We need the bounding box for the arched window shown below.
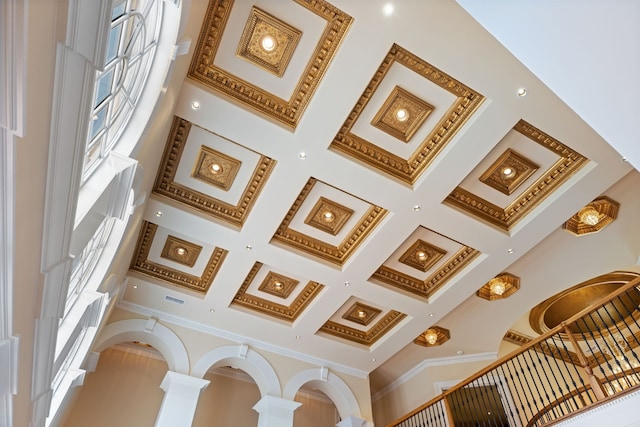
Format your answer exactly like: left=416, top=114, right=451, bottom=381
left=84, top=0, right=162, bottom=179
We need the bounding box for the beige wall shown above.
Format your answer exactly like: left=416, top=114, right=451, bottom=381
left=60, top=347, right=167, bottom=427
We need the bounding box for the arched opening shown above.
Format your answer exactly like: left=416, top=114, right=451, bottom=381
left=293, top=383, right=341, bottom=427
left=59, top=342, right=168, bottom=427
left=192, top=366, right=260, bottom=427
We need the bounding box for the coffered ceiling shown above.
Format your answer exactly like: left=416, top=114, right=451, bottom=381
left=119, top=0, right=636, bottom=380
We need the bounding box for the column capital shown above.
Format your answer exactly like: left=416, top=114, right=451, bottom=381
left=253, top=395, right=301, bottom=427
left=159, top=370, right=209, bottom=393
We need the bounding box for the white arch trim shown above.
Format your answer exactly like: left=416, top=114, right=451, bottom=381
left=94, top=318, right=190, bottom=374
left=284, top=368, right=362, bottom=420
left=192, top=345, right=281, bottom=398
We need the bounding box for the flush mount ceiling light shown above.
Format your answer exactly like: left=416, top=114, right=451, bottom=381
left=501, top=166, right=516, bottom=179
left=209, top=163, right=223, bottom=174
left=563, top=196, right=620, bottom=236
left=260, top=34, right=277, bottom=52
left=395, top=108, right=409, bottom=122
left=414, top=326, right=450, bottom=347
left=477, top=273, right=520, bottom=301
left=175, top=247, right=187, bottom=256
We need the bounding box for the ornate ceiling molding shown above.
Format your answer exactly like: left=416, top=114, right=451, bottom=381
left=188, top=0, right=353, bottom=129
left=371, top=246, right=480, bottom=299
left=319, top=310, right=406, bottom=347
left=330, top=43, right=485, bottom=184
left=272, top=178, right=388, bottom=266
left=232, top=262, right=324, bottom=322
left=153, top=116, right=276, bottom=228
left=445, top=119, right=589, bottom=231
left=130, top=221, right=228, bottom=294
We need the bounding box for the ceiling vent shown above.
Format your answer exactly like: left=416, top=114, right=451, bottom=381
left=164, top=295, right=185, bottom=305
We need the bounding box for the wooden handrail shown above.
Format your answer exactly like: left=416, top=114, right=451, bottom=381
left=387, top=274, right=640, bottom=427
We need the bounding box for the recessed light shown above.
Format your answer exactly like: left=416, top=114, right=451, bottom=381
left=428, top=312, right=435, bottom=317
left=382, top=3, right=394, bottom=16
left=413, top=205, right=421, bottom=212
left=395, top=108, right=409, bottom=122
left=260, top=35, right=277, bottom=52
left=371, top=358, right=376, bottom=362
left=155, top=211, right=163, bottom=217
left=501, top=167, right=515, bottom=178
left=622, top=156, right=628, bottom=162
left=295, top=335, right=301, bottom=339
left=507, top=248, right=514, bottom=254
left=322, top=211, right=335, bottom=222
left=298, top=152, right=306, bottom=160
left=457, top=350, right=464, bottom=355
left=191, top=101, right=201, bottom=110
left=245, top=244, right=252, bottom=251
left=344, top=281, right=350, bottom=287
left=133, top=284, right=138, bottom=289
left=209, top=163, right=222, bottom=174
left=175, top=247, right=187, bottom=256
left=209, top=308, right=215, bottom=313
left=516, top=88, right=528, bottom=97
left=416, top=251, right=427, bottom=261
left=357, top=310, right=367, bottom=319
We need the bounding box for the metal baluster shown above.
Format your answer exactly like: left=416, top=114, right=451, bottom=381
left=521, top=348, right=553, bottom=422
left=497, top=361, right=526, bottom=425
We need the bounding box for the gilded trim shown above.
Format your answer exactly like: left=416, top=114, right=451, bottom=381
left=130, top=221, right=228, bottom=294
left=330, top=43, right=485, bottom=184
left=319, top=310, right=406, bottom=346
left=371, top=246, right=480, bottom=299
left=272, top=178, right=388, bottom=266
left=445, top=119, right=589, bottom=231
left=153, top=116, right=276, bottom=228
left=188, top=0, right=353, bottom=129
left=232, top=262, right=324, bottom=322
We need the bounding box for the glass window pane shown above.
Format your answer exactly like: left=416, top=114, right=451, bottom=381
left=112, top=2, right=127, bottom=20
left=94, top=68, right=114, bottom=108
left=89, top=106, right=108, bottom=140
left=105, top=23, right=123, bottom=64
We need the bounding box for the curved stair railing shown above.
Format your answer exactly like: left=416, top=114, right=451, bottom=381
left=388, top=274, right=640, bottom=427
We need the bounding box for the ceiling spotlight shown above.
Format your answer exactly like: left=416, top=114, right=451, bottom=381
left=245, top=244, right=252, bottom=251
left=344, top=281, right=350, bottom=287
left=488, top=278, right=507, bottom=296
left=295, top=335, right=301, bottom=340
left=191, top=101, right=201, bottom=110
left=175, top=247, right=187, bottom=256
left=428, top=312, right=435, bottom=317
left=155, top=211, right=163, bottom=217
left=273, top=281, right=283, bottom=290
left=507, top=248, right=514, bottom=254
left=210, top=163, right=222, bottom=174
left=298, top=152, right=306, bottom=160
left=395, top=108, right=409, bottom=122
left=209, top=308, right=215, bottom=313
left=371, top=358, right=376, bottom=362
left=416, top=251, right=428, bottom=261
left=357, top=309, right=367, bottom=319
left=132, top=284, right=138, bottom=289
left=516, top=88, right=528, bottom=97
left=501, top=167, right=516, bottom=178
left=322, top=211, right=335, bottom=222
left=413, top=205, right=421, bottom=212
left=382, top=3, right=394, bottom=16
left=260, top=35, right=277, bottom=52
left=578, top=205, right=600, bottom=226
left=425, top=328, right=438, bottom=345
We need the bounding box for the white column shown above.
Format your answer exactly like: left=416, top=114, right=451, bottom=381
left=252, top=395, right=302, bottom=427
left=155, top=371, right=209, bottom=427
left=337, top=415, right=368, bottom=427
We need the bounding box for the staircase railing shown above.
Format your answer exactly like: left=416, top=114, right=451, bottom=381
left=388, top=275, right=640, bottom=427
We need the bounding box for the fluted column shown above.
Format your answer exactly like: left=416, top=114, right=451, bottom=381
left=253, top=395, right=302, bottom=427
left=155, top=371, right=209, bottom=427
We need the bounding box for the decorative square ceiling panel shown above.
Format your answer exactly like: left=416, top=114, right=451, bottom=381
left=231, top=262, right=324, bottom=323
left=445, top=120, right=588, bottom=231
left=272, top=178, right=388, bottom=266
left=153, top=116, right=276, bottom=228
left=130, top=221, right=228, bottom=294
left=318, top=297, right=406, bottom=347
left=371, top=86, right=434, bottom=143
left=237, top=7, right=302, bottom=77
left=188, top=0, right=353, bottom=128
left=370, top=227, right=480, bottom=299
left=330, top=43, right=485, bottom=184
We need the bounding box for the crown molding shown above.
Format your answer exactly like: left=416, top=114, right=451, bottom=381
left=116, top=300, right=369, bottom=379
left=371, top=352, right=497, bottom=402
